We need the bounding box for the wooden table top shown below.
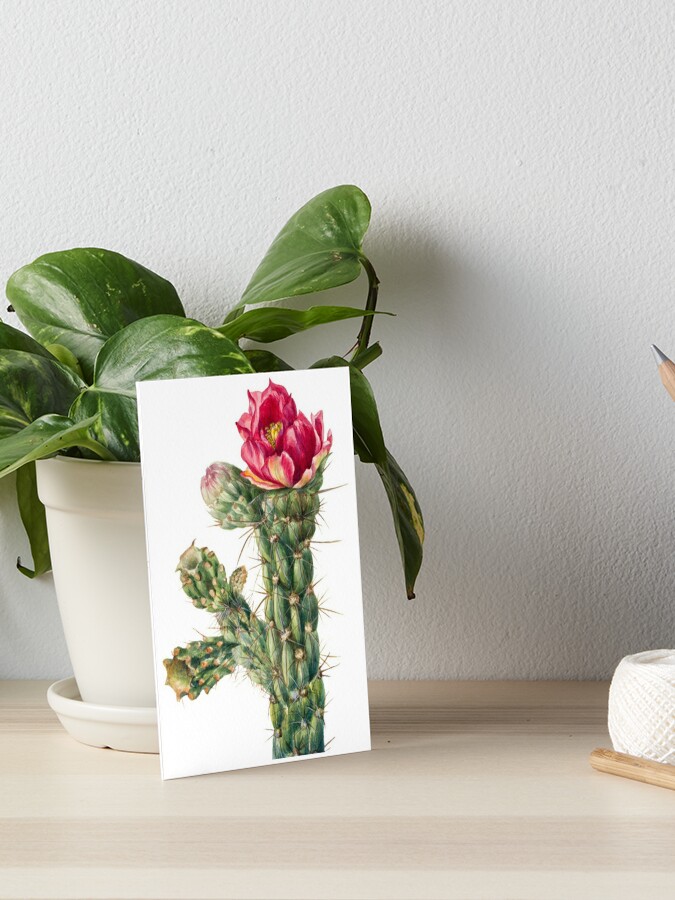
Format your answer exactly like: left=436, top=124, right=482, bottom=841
left=1, top=679, right=674, bottom=899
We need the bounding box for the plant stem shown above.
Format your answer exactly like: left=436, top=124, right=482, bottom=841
left=353, top=255, right=380, bottom=358
left=351, top=342, right=382, bottom=370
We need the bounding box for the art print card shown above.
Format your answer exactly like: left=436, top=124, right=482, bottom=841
left=137, top=368, right=371, bottom=779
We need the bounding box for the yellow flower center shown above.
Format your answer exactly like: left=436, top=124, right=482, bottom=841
left=264, top=421, right=283, bottom=449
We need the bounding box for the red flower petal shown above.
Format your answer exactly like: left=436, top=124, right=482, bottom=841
left=265, top=451, right=296, bottom=487
left=242, top=468, right=283, bottom=489
left=281, top=414, right=316, bottom=480
left=267, top=381, right=295, bottom=414
left=241, top=441, right=268, bottom=479
left=255, top=380, right=296, bottom=433
left=246, top=389, right=264, bottom=436
left=236, top=411, right=253, bottom=440
left=311, top=410, right=324, bottom=447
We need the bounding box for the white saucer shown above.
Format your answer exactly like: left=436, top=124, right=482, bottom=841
left=47, top=677, right=159, bottom=754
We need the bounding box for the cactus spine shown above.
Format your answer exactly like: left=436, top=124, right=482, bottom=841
left=164, top=460, right=328, bottom=759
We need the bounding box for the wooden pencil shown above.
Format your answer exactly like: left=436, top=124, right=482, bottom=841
left=590, top=747, right=675, bottom=791
left=651, top=344, right=675, bottom=401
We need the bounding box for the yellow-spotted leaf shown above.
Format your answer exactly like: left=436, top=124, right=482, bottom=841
left=0, top=350, right=85, bottom=438
left=70, top=315, right=254, bottom=460
left=7, top=248, right=184, bottom=380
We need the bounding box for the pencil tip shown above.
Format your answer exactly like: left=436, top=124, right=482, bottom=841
left=651, top=344, right=670, bottom=367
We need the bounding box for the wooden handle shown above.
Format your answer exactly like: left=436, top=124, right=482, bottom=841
left=590, top=747, right=675, bottom=790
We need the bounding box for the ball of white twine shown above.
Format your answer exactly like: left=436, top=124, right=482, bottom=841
left=608, top=649, right=675, bottom=765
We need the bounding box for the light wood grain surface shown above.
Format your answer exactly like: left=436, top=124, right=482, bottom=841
left=1, top=680, right=674, bottom=899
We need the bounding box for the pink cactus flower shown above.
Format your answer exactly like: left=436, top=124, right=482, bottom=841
left=236, top=380, right=332, bottom=490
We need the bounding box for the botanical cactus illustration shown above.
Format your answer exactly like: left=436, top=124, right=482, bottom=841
left=164, top=381, right=333, bottom=759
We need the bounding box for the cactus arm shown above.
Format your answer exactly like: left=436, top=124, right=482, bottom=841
left=171, top=542, right=274, bottom=700
left=164, top=637, right=236, bottom=701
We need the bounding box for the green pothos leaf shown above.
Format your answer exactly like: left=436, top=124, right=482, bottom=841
left=15, top=462, right=51, bottom=578
left=0, top=332, right=88, bottom=577
left=0, top=414, right=113, bottom=478
left=375, top=451, right=424, bottom=600
left=6, top=248, right=185, bottom=380
left=311, top=355, right=424, bottom=598
left=44, top=343, right=85, bottom=380
left=220, top=305, right=388, bottom=344
left=239, top=185, right=371, bottom=307
left=0, top=350, right=85, bottom=437
left=0, top=320, right=54, bottom=357
left=70, top=315, right=254, bottom=460
left=244, top=349, right=294, bottom=373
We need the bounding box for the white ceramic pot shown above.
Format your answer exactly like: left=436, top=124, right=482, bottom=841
left=36, top=458, right=155, bottom=708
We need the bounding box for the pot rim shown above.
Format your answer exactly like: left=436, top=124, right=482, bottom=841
left=36, top=454, right=143, bottom=513
left=37, top=455, right=140, bottom=467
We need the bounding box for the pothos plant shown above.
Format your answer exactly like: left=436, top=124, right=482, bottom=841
left=0, top=185, right=423, bottom=598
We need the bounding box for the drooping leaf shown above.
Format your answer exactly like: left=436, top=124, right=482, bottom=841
left=239, top=185, right=371, bottom=308
left=0, top=339, right=86, bottom=577
left=7, top=248, right=185, bottom=380
left=244, top=349, right=294, bottom=373
left=311, top=355, right=424, bottom=598
left=0, top=350, right=85, bottom=437
left=375, top=451, right=425, bottom=601
left=70, top=315, right=254, bottom=460
left=311, top=356, right=384, bottom=462
left=345, top=365, right=387, bottom=465
left=0, top=414, right=113, bottom=477
left=15, top=462, right=51, bottom=578
left=220, top=305, right=388, bottom=344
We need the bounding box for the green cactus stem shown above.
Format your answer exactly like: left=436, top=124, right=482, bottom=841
left=164, top=636, right=236, bottom=701
left=164, top=462, right=329, bottom=759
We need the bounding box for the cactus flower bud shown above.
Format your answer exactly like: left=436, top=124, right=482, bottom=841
left=200, top=461, right=262, bottom=529
left=201, top=462, right=240, bottom=506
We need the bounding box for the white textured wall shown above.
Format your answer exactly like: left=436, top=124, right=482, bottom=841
left=1, top=0, right=674, bottom=680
